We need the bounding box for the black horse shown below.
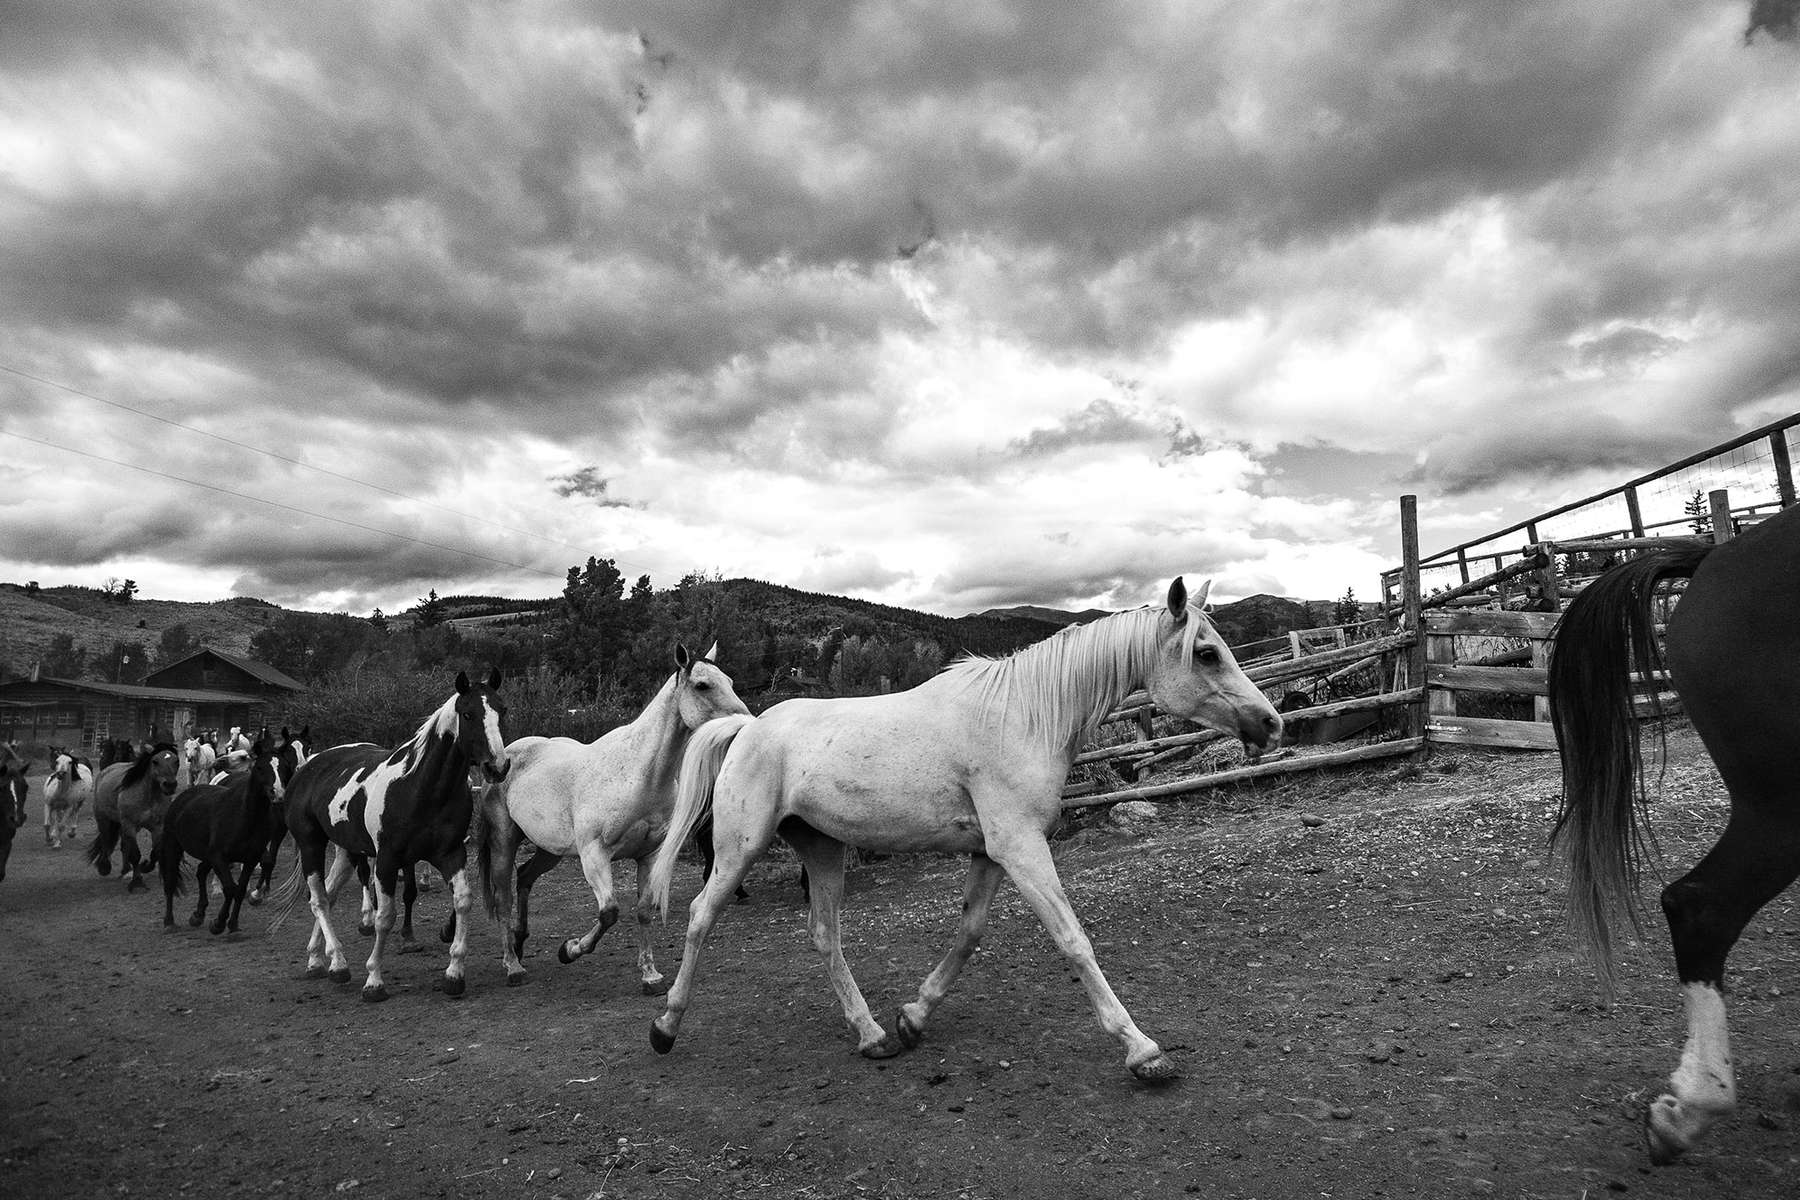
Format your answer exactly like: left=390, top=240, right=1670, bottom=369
left=158, top=731, right=298, bottom=935
left=1549, top=501, right=1800, bottom=1163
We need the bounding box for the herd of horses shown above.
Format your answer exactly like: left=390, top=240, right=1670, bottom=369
left=4, top=536, right=1799, bottom=1165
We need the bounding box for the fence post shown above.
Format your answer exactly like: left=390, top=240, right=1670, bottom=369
left=1625, top=485, right=1645, bottom=537
left=1401, top=495, right=1427, bottom=749
left=1708, top=489, right=1735, bottom=543
left=1772, top=433, right=1796, bottom=508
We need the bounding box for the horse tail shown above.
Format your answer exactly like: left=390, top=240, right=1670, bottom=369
left=158, top=827, right=188, bottom=898
left=263, top=851, right=308, bottom=934
left=87, top=813, right=120, bottom=876
left=648, top=714, right=754, bottom=918
left=1548, top=540, right=1713, bottom=997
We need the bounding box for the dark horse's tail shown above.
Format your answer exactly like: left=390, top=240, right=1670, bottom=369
left=86, top=812, right=121, bottom=876
left=1548, top=540, right=1714, bottom=997
left=157, top=825, right=189, bottom=898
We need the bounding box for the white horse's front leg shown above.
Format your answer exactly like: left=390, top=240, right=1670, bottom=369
left=897, top=852, right=1005, bottom=1048
left=992, top=831, right=1174, bottom=1083
left=1647, top=983, right=1737, bottom=1162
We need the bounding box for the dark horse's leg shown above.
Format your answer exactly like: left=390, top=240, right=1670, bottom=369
left=190, top=859, right=212, bottom=928
left=504, top=847, right=562, bottom=962
left=1641, top=529, right=1800, bottom=1163
left=248, top=816, right=286, bottom=905
left=397, top=863, right=425, bottom=954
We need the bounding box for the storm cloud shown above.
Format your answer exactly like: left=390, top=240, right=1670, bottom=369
left=1, top=2, right=1795, bottom=614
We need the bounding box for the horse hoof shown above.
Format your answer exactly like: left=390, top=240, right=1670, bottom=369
left=362, top=984, right=390, bottom=1003
left=358, top=922, right=375, bottom=936
left=1645, top=1096, right=1691, bottom=1165
left=557, top=940, right=579, bottom=965
left=506, top=971, right=528, bottom=988
left=187, top=914, right=204, bottom=928
left=1130, top=1053, right=1181, bottom=1085
left=861, top=1032, right=906, bottom=1060
left=305, top=964, right=328, bottom=980
left=650, top=1020, right=677, bottom=1055
left=327, top=967, right=353, bottom=984
left=247, top=893, right=263, bottom=907
left=896, top=1009, right=925, bottom=1050
left=210, top=923, right=227, bottom=937
left=641, top=976, right=671, bottom=997
left=441, top=975, right=466, bottom=999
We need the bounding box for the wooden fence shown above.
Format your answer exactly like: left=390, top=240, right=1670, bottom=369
left=1062, top=462, right=1790, bottom=809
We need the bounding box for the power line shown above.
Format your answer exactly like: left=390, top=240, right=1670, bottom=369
left=0, top=360, right=641, bottom=571
left=0, top=427, right=569, bottom=581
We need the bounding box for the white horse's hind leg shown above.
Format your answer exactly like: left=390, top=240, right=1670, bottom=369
left=632, top=855, right=667, bottom=995
left=788, top=827, right=898, bottom=1056
left=990, top=830, right=1175, bottom=1083
left=897, top=852, right=1005, bottom=1048
left=649, top=811, right=779, bottom=1055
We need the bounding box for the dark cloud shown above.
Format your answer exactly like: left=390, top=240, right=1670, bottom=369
left=550, top=467, right=634, bottom=507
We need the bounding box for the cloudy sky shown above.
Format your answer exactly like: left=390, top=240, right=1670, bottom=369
left=3, top=1, right=1798, bottom=618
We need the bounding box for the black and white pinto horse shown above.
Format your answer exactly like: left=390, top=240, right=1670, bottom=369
left=87, top=743, right=182, bottom=890
left=158, top=731, right=298, bottom=935
left=269, top=670, right=509, bottom=1002
left=1549, top=501, right=1800, bottom=1163
left=43, top=749, right=95, bottom=848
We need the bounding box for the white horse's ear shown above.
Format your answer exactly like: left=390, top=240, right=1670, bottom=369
left=1166, top=577, right=1188, bottom=618
left=674, top=643, right=693, bottom=673
left=705, top=640, right=719, bottom=661
left=1192, top=578, right=1213, bottom=610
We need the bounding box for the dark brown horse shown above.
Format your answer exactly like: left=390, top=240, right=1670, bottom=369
left=1549, top=502, right=1800, bottom=1163
left=87, top=743, right=182, bottom=890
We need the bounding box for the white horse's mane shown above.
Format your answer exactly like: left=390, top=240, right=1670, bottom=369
left=942, top=602, right=1208, bottom=755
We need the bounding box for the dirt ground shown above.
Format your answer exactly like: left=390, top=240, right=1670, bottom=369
left=3, top=723, right=1797, bottom=1200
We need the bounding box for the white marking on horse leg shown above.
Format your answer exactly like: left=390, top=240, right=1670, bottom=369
left=632, top=856, right=664, bottom=991
left=363, top=877, right=397, bottom=997
left=994, top=833, right=1168, bottom=1078
left=794, top=837, right=889, bottom=1052
left=445, top=866, right=472, bottom=989
left=304, top=873, right=346, bottom=976
left=1647, top=983, right=1737, bottom=1162
left=317, top=849, right=358, bottom=975
left=900, top=853, right=1005, bottom=1042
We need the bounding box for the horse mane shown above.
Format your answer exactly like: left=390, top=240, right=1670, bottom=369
left=386, top=691, right=462, bottom=771
left=119, top=742, right=178, bottom=789
left=942, top=604, right=1203, bottom=755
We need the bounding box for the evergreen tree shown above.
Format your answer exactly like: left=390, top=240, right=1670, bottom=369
left=414, top=589, right=448, bottom=628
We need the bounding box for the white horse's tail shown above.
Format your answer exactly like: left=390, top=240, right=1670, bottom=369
left=648, top=713, right=754, bottom=918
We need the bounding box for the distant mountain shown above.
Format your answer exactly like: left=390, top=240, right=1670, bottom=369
left=0, top=584, right=283, bottom=679
left=0, top=575, right=1338, bottom=686
left=974, top=604, right=1112, bottom=628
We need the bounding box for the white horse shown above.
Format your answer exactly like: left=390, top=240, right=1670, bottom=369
left=185, top=736, right=217, bottom=788
left=476, top=643, right=749, bottom=990
left=43, top=749, right=94, bottom=848
left=647, top=578, right=1282, bottom=1082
